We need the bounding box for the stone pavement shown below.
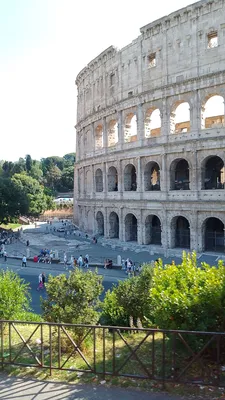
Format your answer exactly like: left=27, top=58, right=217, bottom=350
left=0, top=375, right=184, bottom=400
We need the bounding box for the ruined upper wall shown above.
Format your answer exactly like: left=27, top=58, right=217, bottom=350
left=76, top=0, right=225, bottom=124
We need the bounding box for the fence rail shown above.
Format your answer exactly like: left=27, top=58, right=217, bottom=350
left=0, top=320, right=225, bottom=387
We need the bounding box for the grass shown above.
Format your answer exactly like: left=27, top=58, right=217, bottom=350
left=1, top=322, right=225, bottom=399
left=0, top=223, right=22, bottom=231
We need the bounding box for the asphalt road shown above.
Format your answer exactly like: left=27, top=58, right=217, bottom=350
left=0, top=258, right=125, bottom=315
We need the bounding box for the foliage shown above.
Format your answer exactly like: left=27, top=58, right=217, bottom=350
left=42, top=268, right=103, bottom=325
left=0, top=177, right=28, bottom=223
left=12, top=173, right=48, bottom=217
left=101, top=265, right=154, bottom=327
left=0, top=270, right=31, bottom=319
left=150, top=252, right=225, bottom=332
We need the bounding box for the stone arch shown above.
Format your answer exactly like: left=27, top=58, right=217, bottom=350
left=124, top=164, right=137, bottom=191
left=145, top=108, right=161, bottom=138
left=96, top=211, right=104, bottom=235
left=170, top=101, right=190, bottom=134
left=201, top=156, right=225, bottom=189
left=145, top=215, right=162, bottom=245
left=201, top=94, right=225, bottom=129
left=125, top=213, right=138, bottom=242
left=95, top=125, right=103, bottom=149
left=124, top=113, right=137, bottom=143
left=109, top=211, right=119, bottom=238
left=170, top=158, right=190, bottom=190
left=203, top=217, right=224, bottom=252
left=95, top=168, right=103, bottom=192
left=144, top=161, right=160, bottom=191
left=171, top=216, right=190, bottom=249
left=108, top=120, right=118, bottom=147
left=85, top=170, right=92, bottom=193
left=108, top=166, right=118, bottom=192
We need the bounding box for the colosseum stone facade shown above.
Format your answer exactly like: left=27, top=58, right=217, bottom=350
left=74, top=0, right=225, bottom=255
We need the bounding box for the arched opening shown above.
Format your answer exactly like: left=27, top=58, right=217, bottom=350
left=124, top=164, right=137, bottom=191
left=95, top=125, right=103, bottom=149
left=204, top=217, right=224, bottom=252
left=170, top=102, right=190, bottom=134
left=170, top=159, right=190, bottom=190
left=108, top=120, right=118, bottom=147
left=145, top=215, right=161, bottom=245
left=144, top=162, right=160, bottom=191
left=96, top=211, right=104, bottom=235
left=145, top=108, right=161, bottom=138
left=95, top=168, right=103, bottom=192
left=109, top=212, right=119, bottom=239
left=125, top=213, right=137, bottom=242
left=171, top=216, right=190, bottom=249
left=108, top=166, right=118, bottom=192
left=201, top=95, right=224, bottom=129
left=124, top=113, right=137, bottom=143
left=202, top=156, right=224, bottom=189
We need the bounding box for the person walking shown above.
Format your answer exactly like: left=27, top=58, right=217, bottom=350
left=77, top=255, right=83, bottom=268
left=37, top=273, right=44, bottom=291
left=84, top=254, right=89, bottom=268
left=22, top=255, right=27, bottom=267
left=42, top=272, right=46, bottom=286
left=3, top=250, right=7, bottom=262
left=63, top=252, right=67, bottom=266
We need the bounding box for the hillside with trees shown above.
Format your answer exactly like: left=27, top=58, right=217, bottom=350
left=0, top=153, right=75, bottom=223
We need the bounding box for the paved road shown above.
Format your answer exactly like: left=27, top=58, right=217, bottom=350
left=0, top=375, right=184, bottom=400
left=0, top=258, right=126, bottom=314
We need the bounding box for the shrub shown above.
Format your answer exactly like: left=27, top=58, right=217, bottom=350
left=150, top=252, right=225, bottom=332
left=0, top=270, right=31, bottom=320
left=42, top=268, right=103, bottom=325
left=101, top=264, right=154, bottom=327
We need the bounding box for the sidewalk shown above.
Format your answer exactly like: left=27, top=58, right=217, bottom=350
left=0, top=375, right=183, bottom=400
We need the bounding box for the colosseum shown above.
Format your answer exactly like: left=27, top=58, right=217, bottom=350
left=74, top=0, right=225, bottom=256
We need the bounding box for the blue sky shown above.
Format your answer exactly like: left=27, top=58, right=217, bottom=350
left=0, top=0, right=191, bottom=161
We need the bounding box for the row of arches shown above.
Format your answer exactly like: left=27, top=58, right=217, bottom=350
left=95, top=211, right=225, bottom=252
left=88, top=94, right=224, bottom=149
left=89, top=155, right=225, bottom=193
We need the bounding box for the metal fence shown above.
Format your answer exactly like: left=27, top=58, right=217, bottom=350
left=1, top=320, right=225, bottom=387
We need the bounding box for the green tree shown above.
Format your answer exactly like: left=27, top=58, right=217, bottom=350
left=0, top=270, right=31, bottom=320
left=46, top=165, right=62, bottom=191
left=60, top=166, right=74, bottom=191
left=101, top=265, right=154, bottom=327
left=25, top=154, right=32, bottom=172
left=150, top=252, right=225, bottom=332
left=42, top=269, right=103, bottom=325
left=0, top=177, right=28, bottom=223
left=12, top=173, right=49, bottom=217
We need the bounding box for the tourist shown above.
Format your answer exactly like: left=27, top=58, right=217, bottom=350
left=77, top=254, right=83, bottom=268
left=42, top=272, right=46, bottom=286
left=22, top=255, right=27, bottom=267
left=26, top=240, right=30, bottom=247
left=3, top=250, right=7, bottom=262
left=63, top=252, right=67, bottom=265
left=84, top=254, right=89, bottom=268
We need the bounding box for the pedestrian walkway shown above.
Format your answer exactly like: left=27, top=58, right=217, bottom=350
left=0, top=375, right=183, bottom=400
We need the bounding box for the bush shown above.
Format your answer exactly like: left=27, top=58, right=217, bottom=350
left=0, top=270, right=31, bottom=319
left=42, top=268, right=103, bottom=325
left=150, top=252, right=225, bottom=332
left=101, top=264, right=154, bottom=327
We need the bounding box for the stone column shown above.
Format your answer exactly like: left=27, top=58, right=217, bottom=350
left=91, top=122, right=95, bottom=155
left=117, top=110, right=123, bottom=150
left=161, top=153, right=168, bottom=195
left=103, top=162, right=106, bottom=194
left=119, top=207, right=124, bottom=241
left=137, top=157, right=142, bottom=193
left=137, top=103, right=144, bottom=144
left=118, top=160, right=123, bottom=197
left=190, top=212, right=198, bottom=251
left=103, top=117, right=107, bottom=151
left=137, top=210, right=143, bottom=244
left=91, top=164, right=95, bottom=198
left=161, top=210, right=168, bottom=255
left=190, top=90, right=201, bottom=132
left=161, top=99, right=169, bottom=138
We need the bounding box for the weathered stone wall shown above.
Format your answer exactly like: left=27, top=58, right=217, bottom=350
left=74, top=0, right=225, bottom=254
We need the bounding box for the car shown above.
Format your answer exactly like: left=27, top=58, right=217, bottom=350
left=57, top=227, right=65, bottom=232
